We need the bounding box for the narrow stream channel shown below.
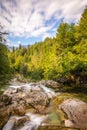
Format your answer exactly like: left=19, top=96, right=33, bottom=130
left=2, top=81, right=64, bottom=130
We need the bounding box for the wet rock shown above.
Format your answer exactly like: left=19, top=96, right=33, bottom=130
left=59, top=99, right=87, bottom=128
left=4, top=84, right=50, bottom=112
left=0, top=95, right=12, bottom=107
left=38, top=80, right=61, bottom=90
left=10, top=104, right=26, bottom=116
left=1, top=88, right=50, bottom=115
left=25, top=91, right=50, bottom=113
left=4, top=90, right=50, bottom=113
left=0, top=106, right=11, bottom=129
left=14, top=115, right=29, bottom=127
left=10, top=92, right=26, bottom=105
left=3, top=88, right=18, bottom=96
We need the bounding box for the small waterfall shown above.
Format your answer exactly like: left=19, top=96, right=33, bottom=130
left=2, top=118, right=15, bottom=130
left=19, top=113, right=47, bottom=130
left=9, top=83, right=35, bottom=91
left=39, top=84, right=56, bottom=98
left=9, top=82, right=57, bottom=100
left=9, top=83, right=56, bottom=98
left=19, top=123, right=38, bottom=130
left=6, top=82, right=58, bottom=130
left=3, top=114, right=47, bottom=130
left=9, top=85, right=23, bottom=89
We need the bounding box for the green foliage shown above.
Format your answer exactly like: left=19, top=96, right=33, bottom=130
left=78, top=7, right=87, bottom=39
left=30, top=68, right=44, bottom=80
left=8, top=7, right=87, bottom=82
left=0, top=43, right=10, bottom=80
left=20, top=63, right=28, bottom=76
left=0, top=43, right=9, bottom=73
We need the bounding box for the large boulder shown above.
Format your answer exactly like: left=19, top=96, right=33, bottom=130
left=59, top=99, right=87, bottom=128
left=25, top=91, right=50, bottom=113
left=2, top=82, right=51, bottom=113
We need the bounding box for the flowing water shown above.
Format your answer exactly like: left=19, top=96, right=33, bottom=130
left=3, top=82, right=63, bottom=130
left=39, top=84, right=56, bottom=98
left=13, top=113, right=47, bottom=130
left=9, top=82, right=56, bottom=98
left=20, top=113, right=47, bottom=130
left=3, top=114, right=47, bottom=130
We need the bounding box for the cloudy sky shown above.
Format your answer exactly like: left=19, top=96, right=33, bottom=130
left=0, top=0, right=87, bottom=47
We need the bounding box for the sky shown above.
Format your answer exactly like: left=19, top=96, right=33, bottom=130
left=0, top=0, right=87, bottom=47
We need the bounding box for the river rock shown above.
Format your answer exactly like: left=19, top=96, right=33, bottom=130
left=25, top=91, right=50, bottom=113
left=10, top=104, right=26, bottom=116
left=0, top=106, right=10, bottom=129
left=3, top=84, right=50, bottom=113
left=0, top=95, right=12, bottom=107
left=3, top=88, right=18, bottom=96
left=59, top=99, right=87, bottom=128
left=14, top=115, right=29, bottom=127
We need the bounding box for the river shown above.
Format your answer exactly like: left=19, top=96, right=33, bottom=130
left=2, top=81, right=62, bottom=130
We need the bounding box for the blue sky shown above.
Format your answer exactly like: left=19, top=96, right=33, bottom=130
left=0, top=0, right=87, bottom=47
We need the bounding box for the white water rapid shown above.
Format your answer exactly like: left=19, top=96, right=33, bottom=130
left=3, top=114, right=47, bottom=130
left=3, top=82, right=57, bottom=130
left=19, top=113, right=47, bottom=130
left=9, top=82, right=56, bottom=98
left=39, top=84, right=56, bottom=98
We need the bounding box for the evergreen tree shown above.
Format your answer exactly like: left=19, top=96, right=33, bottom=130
left=8, top=7, right=87, bottom=81
left=0, top=25, right=10, bottom=80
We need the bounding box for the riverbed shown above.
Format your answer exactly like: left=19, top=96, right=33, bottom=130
left=1, top=79, right=87, bottom=130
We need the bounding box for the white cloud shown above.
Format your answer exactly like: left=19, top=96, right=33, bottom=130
left=29, top=23, right=55, bottom=37
left=6, top=40, right=22, bottom=47
left=17, top=41, right=21, bottom=44
left=0, top=0, right=87, bottom=39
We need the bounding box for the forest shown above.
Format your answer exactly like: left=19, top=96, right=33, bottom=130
left=0, top=7, right=87, bottom=89
left=0, top=4, right=87, bottom=130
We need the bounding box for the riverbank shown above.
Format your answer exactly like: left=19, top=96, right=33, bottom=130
left=0, top=78, right=87, bottom=130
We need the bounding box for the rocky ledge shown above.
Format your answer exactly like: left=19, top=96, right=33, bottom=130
left=59, top=99, right=87, bottom=129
